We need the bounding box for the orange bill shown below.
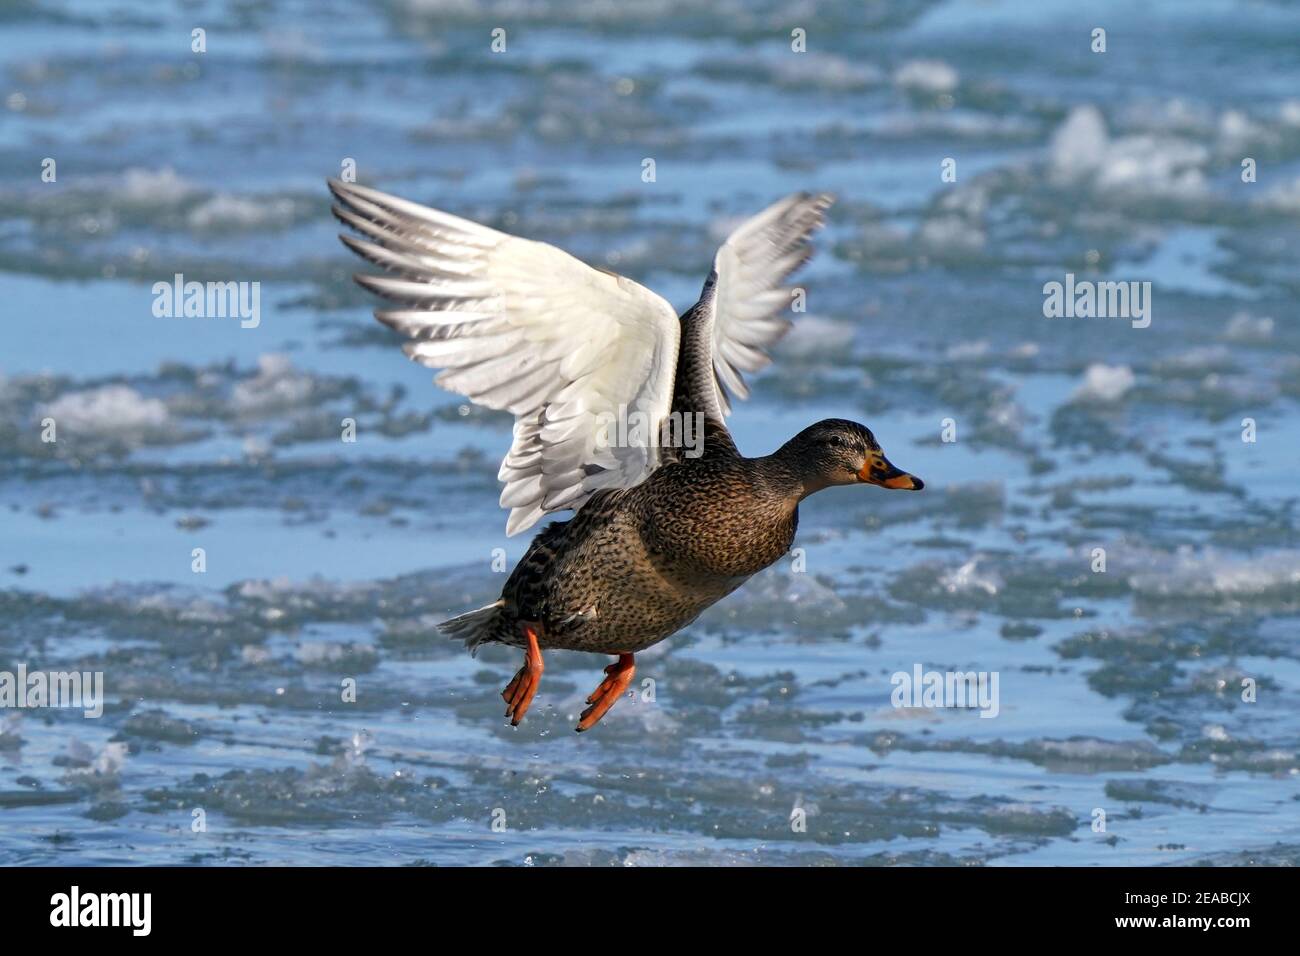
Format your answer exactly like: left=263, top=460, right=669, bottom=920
left=858, top=452, right=924, bottom=490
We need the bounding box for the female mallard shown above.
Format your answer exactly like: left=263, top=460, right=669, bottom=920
left=330, top=180, right=923, bottom=731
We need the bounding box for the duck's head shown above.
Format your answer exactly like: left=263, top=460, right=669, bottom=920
left=779, top=418, right=924, bottom=496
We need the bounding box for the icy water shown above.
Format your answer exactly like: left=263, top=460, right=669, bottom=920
left=2, top=0, right=1299, bottom=866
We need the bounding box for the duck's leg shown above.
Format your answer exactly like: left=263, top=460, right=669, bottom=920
left=502, top=622, right=544, bottom=726
left=576, top=653, right=635, bottom=732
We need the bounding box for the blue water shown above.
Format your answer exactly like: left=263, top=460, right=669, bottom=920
left=1, top=0, right=1298, bottom=865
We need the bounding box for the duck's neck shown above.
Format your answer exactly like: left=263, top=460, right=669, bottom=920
left=753, top=443, right=826, bottom=507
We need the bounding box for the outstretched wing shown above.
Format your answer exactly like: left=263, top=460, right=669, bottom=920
left=683, top=192, right=835, bottom=423
left=329, top=179, right=681, bottom=536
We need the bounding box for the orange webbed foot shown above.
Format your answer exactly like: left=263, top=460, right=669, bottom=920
left=502, top=623, right=544, bottom=726
left=576, top=653, right=635, bottom=732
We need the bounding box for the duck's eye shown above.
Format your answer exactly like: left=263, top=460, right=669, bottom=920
left=827, top=435, right=849, bottom=448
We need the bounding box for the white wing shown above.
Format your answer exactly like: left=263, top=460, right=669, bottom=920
left=329, top=179, right=681, bottom=536
left=699, top=192, right=835, bottom=417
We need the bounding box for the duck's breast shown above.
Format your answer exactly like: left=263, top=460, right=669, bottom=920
left=639, top=461, right=799, bottom=580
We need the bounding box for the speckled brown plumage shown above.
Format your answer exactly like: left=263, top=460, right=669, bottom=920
left=484, top=438, right=803, bottom=655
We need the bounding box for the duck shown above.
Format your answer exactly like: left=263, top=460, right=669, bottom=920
left=329, top=179, right=923, bottom=732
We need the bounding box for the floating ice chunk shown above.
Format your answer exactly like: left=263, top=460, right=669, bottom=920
left=1119, top=98, right=1214, bottom=135
left=188, top=194, right=296, bottom=231
left=294, top=641, right=377, bottom=668
left=916, top=214, right=986, bottom=256
left=120, top=166, right=195, bottom=204
left=241, top=644, right=272, bottom=665
left=1025, top=737, right=1169, bottom=770
left=1050, top=105, right=1109, bottom=181
left=1049, top=105, right=1207, bottom=198
left=63, top=738, right=127, bottom=779
left=1129, top=547, right=1300, bottom=599
left=1218, top=109, right=1253, bottom=142
left=242, top=436, right=272, bottom=459
left=1257, top=175, right=1300, bottom=213
left=775, top=53, right=882, bottom=91
left=256, top=353, right=292, bottom=377
left=232, top=354, right=315, bottom=416
left=778, top=316, right=855, bottom=359
left=1156, top=345, right=1232, bottom=374
left=42, top=384, right=169, bottom=435
left=1072, top=363, right=1135, bottom=403
left=940, top=557, right=1001, bottom=596
left=1096, top=136, right=1207, bottom=196
left=93, top=742, right=128, bottom=776
left=1222, top=312, right=1274, bottom=343
left=894, top=59, right=958, bottom=94
left=1216, top=109, right=1270, bottom=156
left=944, top=339, right=989, bottom=362
left=239, top=575, right=329, bottom=601
left=1281, top=99, right=1300, bottom=126
left=342, top=730, right=374, bottom=769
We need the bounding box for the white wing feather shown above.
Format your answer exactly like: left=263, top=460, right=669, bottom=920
left=704, top=192, right=835, bottom=416
left=330, top=179, right=681, bottom=536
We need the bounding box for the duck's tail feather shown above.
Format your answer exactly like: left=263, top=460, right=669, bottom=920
left=438, top=599, right=507, bottom=656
